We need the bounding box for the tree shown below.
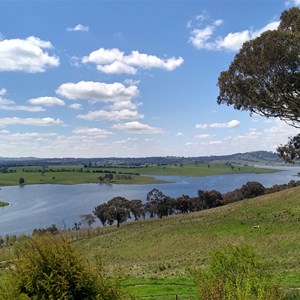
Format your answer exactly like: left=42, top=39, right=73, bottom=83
left=240, top=181, right=266, bottom=199
left=18, top=177, right=25, bottom=185
left=94, top=203, right=109, bottom=226
left=129, top=199, right=144, bottom=220
left=106, top=197, right=131, bottom=227
left=145, top=188, right=174, bottom=218
left=217, top=7, right=300, bottom=162
left=200, top=190, right=224, bottom=209
left=80, top=213, right=96, bottom=228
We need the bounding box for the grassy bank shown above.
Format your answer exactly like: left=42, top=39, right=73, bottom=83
left=0, top=163, right=277, bottom=186
left=0, top=186, right=299, bottom=298
left=72, top=185, right=300, bottom=298
left=0, top=201, right=9, bottom=207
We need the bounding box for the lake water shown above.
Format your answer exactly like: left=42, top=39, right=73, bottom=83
left=0, top=166, right=299, bottom=236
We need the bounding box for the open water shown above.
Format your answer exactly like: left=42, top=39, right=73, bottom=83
left=0, top=166, right=299, bottom=235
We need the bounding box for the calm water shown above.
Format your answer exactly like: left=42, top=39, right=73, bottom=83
left=0, top=166, right=299, bottom=236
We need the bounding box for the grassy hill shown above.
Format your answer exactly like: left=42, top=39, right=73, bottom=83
left=73, top=186, right=300, bottom=299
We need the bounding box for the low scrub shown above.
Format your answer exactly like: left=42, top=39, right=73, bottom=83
left=0, top=234, right=127, bottom=300
left=191, top=245, right=283, bottom=300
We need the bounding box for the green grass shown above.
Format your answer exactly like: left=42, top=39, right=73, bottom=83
left=122, top=277, right=200, bottom=299
left=72, top=185, right=300, bottom=298
left=0, top=163, right=276, bottom=186
left=0, top=201, right=9, bottom=207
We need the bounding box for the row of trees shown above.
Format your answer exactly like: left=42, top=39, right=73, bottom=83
left=92, top=180, right=300, bottom=228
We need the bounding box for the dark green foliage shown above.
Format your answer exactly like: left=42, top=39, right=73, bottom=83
left=0, top=235, right=126, bottom=300
left=191, top=245, right=283, bottom=300
left=94, top=203, right=110, bottom=226
left=129, top=199, right=144, bottom=220
left=18, top=177, right=25, bottom=185
left=94, top=197, right=131, bottom=227
left=277, top=134, right=300, bottom=163
left=217, top=8, right=300, bottom=162
left=240, top=181, right=266, bottom=199
left=145, top=189, right=174, bottom=218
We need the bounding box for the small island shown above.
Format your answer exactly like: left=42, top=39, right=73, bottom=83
left=0, top=201, right=9, bottom=207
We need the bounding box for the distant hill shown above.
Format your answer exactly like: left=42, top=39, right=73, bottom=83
left=0, top=151, right=287, bottom=167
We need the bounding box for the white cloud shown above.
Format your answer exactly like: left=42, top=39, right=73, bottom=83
left=189, top=13, right=280, bottom=51
left=28, top=97, right=65, bottom=107
left=0, top=117, right=64, bottom=127
left=286, top=0, right=300, bottom=6
left=77, top=109, right=143, bottom=121
left=0, top=36, right=59, bottom=72
left=196, top=120, right=240, bottom=129
left=67, top=24, right=89, bottom=32
left=1, top=132, right=57, bottom=140
left=72, top=127, right=113, bottom=137
left=56, top=81, right=139, bottom=103
left=82, top=48, right=184, bottom=74
left=195, top=134, right=211, bottom=138
left=69, top=103, right=82, bottom=110
left=0, top=88, right=7, bottom=96
left=112, top=121, right=164, bottom=134
left=0, top=97, right=45, bottom=112
left=176, top=132, right=184, bottom=136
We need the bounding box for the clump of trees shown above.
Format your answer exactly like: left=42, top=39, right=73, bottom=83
left=0, top=234, right=127, bottom=299
left=217, top=7, right=300, bottom=163
left=92, top=180, right=300, bottom=227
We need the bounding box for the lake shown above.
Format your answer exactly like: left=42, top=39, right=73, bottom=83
left=0, top=166, right=299, bottom=236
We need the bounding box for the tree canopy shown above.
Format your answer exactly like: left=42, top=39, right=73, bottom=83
left=217, top=7, right=300, bottom=162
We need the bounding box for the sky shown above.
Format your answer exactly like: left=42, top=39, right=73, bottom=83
left=0, top=0, right=299, bottom=158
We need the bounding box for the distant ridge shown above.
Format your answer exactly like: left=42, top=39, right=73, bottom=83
left=0, top=151, right=284, bottom=166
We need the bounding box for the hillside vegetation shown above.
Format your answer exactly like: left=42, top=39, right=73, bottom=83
left=73, top=185, right=300, bottom=298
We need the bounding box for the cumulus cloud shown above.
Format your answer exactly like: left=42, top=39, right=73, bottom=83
left=196, top=120, right=240, bottom=129
left=28, top=97, right=65, bottom=107
left=0, top=97, right=45, bottom=112
left=82, top=48, right=184, bottom=74
left=72, top=127, right=113, bottom=137
left=189, top=13, right=280, bottom=51
left=56, top=81, right=139, bottom=103
left=0, top=36, right=59, bottom=72
left=69, top=103, right=82, bottom=110
left=67, top=24, right=89, bottom=32
left=57, top=81, right=142, bottom=120
left=77, top=109, right=144, bottom=121
left=176, top=132, right=184, bottom=137
left=0, top=88, right=7, bottom=96
left=112, top=121, right=164, bottom=134
left=0, top=117, right=64, bottom=127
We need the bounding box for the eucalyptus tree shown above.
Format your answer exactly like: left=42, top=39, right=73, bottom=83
left=217, top=7, right=300, bottom=162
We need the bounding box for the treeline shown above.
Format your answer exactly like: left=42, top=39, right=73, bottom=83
left=92, top=180, right=300, bottom=227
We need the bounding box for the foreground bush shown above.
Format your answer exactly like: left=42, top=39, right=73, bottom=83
left=0, top=234, right=126, bottom=300
left=191, top=245, right=282, bottom=300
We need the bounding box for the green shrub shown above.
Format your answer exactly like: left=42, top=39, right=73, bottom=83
left=191, top=245, right=283, bottom=300
left=0, top=234, right=126, bottom=300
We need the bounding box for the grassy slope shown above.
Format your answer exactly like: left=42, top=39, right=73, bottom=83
left=75, top=186, right=300, bottom=298
left=0, top=163, right=275, bottom=186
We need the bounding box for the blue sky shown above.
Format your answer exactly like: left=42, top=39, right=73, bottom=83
left=0, top=0, right=299, bottom=158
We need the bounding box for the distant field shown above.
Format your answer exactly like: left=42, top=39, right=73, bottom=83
left=0, top=163, right=276, bottom=186
left=73, top=185, right=300, bottom=298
